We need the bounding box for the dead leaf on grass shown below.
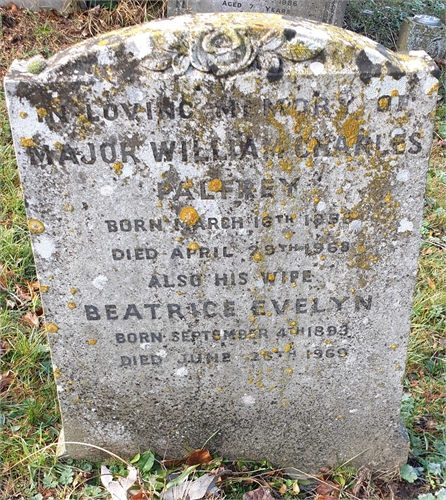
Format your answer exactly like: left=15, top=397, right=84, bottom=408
left=101, top=465, right=138, bottom=500
left=16, top=283, right=32, bottom=301
left=6, top=299, right=16, bottom=309
left=243, top=487, right=275, bottom=500
left=0, top=341, right=7, bottom=356
left=186, top=448, right=213, bottom=466
left=0, top=371, right=14, bottom=393
left=278, top=484, right=287, bottom=495
left=22, top=311, right=39, bottom=328
left=129, top=489, right=150, bottom=500
left=25, top=279, right=40, bottom=292
left=316, top=480, right=339, bottom=498
left=162, top=473, right=220, bottom=500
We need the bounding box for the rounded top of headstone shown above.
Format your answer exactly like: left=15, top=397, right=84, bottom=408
left=413, top=14, right=442, bottom=27
left=5, top=12, right=438, bottom=84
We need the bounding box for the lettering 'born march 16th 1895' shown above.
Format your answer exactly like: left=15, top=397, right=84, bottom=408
left=5, top=13, right=438, bottom=471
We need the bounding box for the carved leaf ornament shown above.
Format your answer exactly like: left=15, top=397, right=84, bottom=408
left=144, top=26, right=326, bottom=76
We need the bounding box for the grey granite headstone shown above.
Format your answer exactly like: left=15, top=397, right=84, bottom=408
left=5, top=13, right=438, bottom=471
left=167, top=0, right=347, bottom=26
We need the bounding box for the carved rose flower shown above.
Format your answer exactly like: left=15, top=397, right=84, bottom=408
left=191, top=28, right=256, bottom=76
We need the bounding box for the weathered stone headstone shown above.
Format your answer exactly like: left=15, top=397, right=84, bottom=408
left=397, top=15, right=446, bottom=60
left=167, top=0, right=347, bottom=26
left=5, top=13, right=438, bottom=471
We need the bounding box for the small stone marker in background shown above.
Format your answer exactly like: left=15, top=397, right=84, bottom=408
left=5, top=13, right=438, bottom=471
left=397, top=14, right=446, bottom=60
left=167, top=0, right=347, bottom=26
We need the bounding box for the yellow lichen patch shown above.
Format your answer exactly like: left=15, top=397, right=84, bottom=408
left=77, top=114, right=91, bottom=128
left=113, top=162, right=124, bottom=175
left=40, top=285, right=49, bottom=293
left=285, top=368, right=293, bottom=375
left=54, top=142, right=63, bottom=150
left=284, top=232, right=292, bottom=239
left=268, top=273, right=275, bottom=281
left=28, top=219, right=45, bottom=234
left=67, top=302, right=76, bottom=310
left=216, top=387, right=223, bottom=392
left=252, top=252, right=263, bottom=262
left=427, top=83, right=439, bottom=96
left=320, top=255, right=326, bottom=261
left=272, top=347, right=279, bottom=353
left=179, top=207, right=200, bottom=226
left=208, top=179, right=223, bottom=192
left=378, top=97, right=389, bottom=111
left=36, top=107, right=47, bottom=118
left=356, top=245, right=366, bottom=253
left=390, top=344, right=397, bottom=350
left=305, top=157, right=314, bottom=168
left=64, top=203, right=74, bottom=212
left=19, top=111, right=28, bottom=119
left=182, top=178, right=193, bottom=190
left=54, top=367, right=61, bottom=379
left=188, top=242, right=200, bottom=251
left=307, top=137, right=318, bottom=153
left=284, top=344, right=292, bottom=352
left=384, top=192, right=392, bottom=203
left=342, top=113, right=365, bottom=147
left=46, top=323, right=59, bottom=333
left=248, top=378, right=253, bottom=384
left=20, top=137, right=36, bottom=148
left=98, top=39, right=109, bottom=46
left=70, top=287, right=77, bottom=294
left=390, top=89, right=399, bottom=97
left=266, top=311, right=272, bottom=317
left=87, top=339, right=97, bottom=345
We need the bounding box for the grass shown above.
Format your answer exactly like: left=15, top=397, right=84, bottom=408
left=345, top=0, right=446, bottom=50
left=1, top=1, right=446, bottom=498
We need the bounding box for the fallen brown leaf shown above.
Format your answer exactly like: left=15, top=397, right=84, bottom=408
left=0, top=371, right=14, bottom=393
left=22, top=311, right=39, bottom=328
left=428, top=279, right=436, bottom=290
left=25, top=280, right=40, bottom=292
left=161, top=458, right=186, bottom=468
left=316, top=480, right=339, bottom=498
left=16, top=283, right=32, bottom=301
left=0, top=341, right=7, bottom=356
left=129, top=490, right=150, bottom=500
left=278, top=484, right=287, bottom=495
left=186, top=448, right=212, bottom=466
left=352, top=467, right=371, bottom=497
left=6, top=299, right=16, bottom=309
left=243, top=487, right=275, bottom=500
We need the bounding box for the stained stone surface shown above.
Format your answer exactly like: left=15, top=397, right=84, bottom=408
left=5, top=13, right=439, bottom=471
left=397, top=17, right=446, bottom=60
left=167, top=0, right=347, bottom=26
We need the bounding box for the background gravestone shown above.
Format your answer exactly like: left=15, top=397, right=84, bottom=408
left=167, top=0, right=347, bottom=26
left=5, top=13, right=438, bottom=471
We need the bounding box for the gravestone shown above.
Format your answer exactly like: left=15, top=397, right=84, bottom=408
left=167, top=0, right=347, bottom=26
left=397, top=15, right=446, bottom=60
left=5, top=13, right=438, bottom=471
